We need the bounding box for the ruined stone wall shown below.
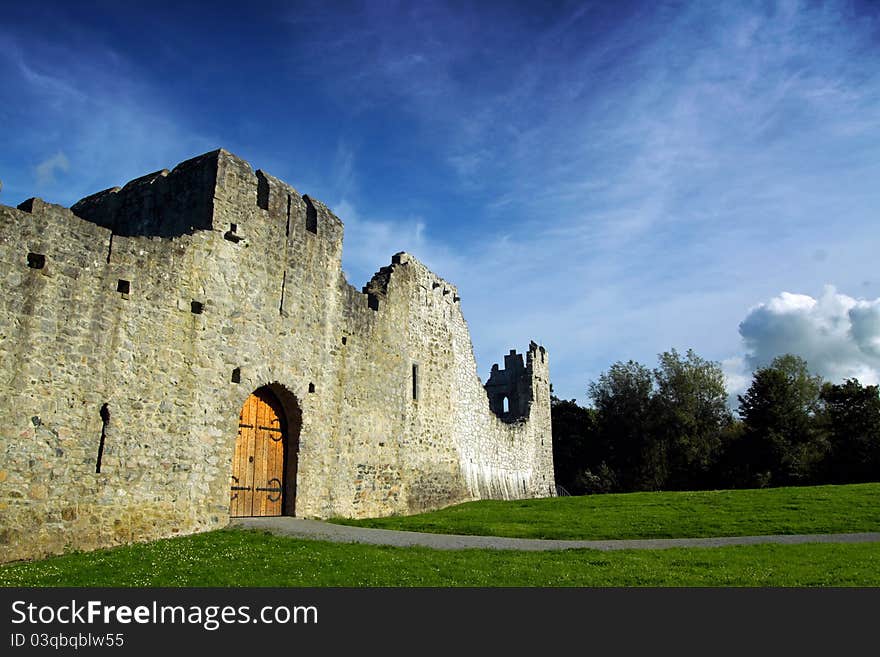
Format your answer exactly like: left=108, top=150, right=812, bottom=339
left=0, top=149, right=554, bottom=563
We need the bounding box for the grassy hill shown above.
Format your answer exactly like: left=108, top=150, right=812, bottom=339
left=2, top=529, right=879, bottom=587
left=331, top=482, right=880, bottom=540
left=2, top=482, right=878, bottom=587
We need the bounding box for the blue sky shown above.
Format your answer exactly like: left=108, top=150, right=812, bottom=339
left=2, top=0, right=879, bottom=404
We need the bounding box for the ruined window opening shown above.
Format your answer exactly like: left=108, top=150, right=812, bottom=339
left=116, top=279, right=130, bottom=295
left=191, top=300, right=204, bottom=314
left=367, top=293, right=380, bottom=311
left=342, top=336, right=347, bottom=345
left=230, top=223, right=238, bottom=233
left=96, top=403, right=109, bottom=473
left=286, top=195, right=291, bottom=236
left=503, top=396, right=509, bottom=414
left=27, top=252, right=45, bottom=269
left=308, top=382, right=315, bottom=393
left=303, top=195, right=318, bottom=234
left=231, top=368, right=241, bottom=384
left=412, top=363, right=419, bottom=401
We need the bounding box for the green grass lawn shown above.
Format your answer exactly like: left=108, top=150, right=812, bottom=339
left=331, top=482, right=880, bottom=540
left=2, top=528, right=879, bottom=587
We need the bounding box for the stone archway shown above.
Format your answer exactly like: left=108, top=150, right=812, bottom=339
left=230, top=385, right=302, bottom=517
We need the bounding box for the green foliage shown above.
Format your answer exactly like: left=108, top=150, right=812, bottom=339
left=559, top=349, right=733, bottom=492
left=737, top=355, right=826, bottom=486
left=653, top=349, right=733, bottom=489
left=550, top=396, right=597, bottom=493
left=555, top=349, right=877, bottom=493
left=588, top=360, right=657, bottom=490
left=819, top=379, right=880, bottom=483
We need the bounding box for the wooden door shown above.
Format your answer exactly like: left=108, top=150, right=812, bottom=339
left=230, top=389, right=285, bottom=517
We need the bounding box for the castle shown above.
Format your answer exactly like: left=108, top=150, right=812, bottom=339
left=0, top=149, right=554, bottom=563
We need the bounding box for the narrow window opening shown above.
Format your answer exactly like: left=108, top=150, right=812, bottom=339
left=412, top=364, right=419, bottom=401
left=230, top=223, right=237, bottom=233
left=27, top=252, right=45, bottom=269
left=256, top=172, right=270, bottom=210
left=367, top=293, right=380, bottom=311
left=303, top=195, right=318, bottom=234
left=231, top=367, right=241, bottom=384
left=341, top=336, right=347, bottom=345
left=191, top=300, right=204, bottom=314
left=116, top=279, right=130, bottom=294
left=286, top=195, right=291, bottom=236
left=96, top=403, right=109, bottom=473
left=308, top=382, right=315, bottom=393
left=503, top=396, right=509, bottom=414
left=107, top=233, right=113, bottom=264
left=279, top=270, right=287, bottom=315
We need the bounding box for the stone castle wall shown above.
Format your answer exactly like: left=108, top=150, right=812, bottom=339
left=0, top=149, right=554, bottom=563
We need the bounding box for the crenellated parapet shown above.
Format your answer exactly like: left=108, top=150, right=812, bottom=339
left=0, top=148, right=554, bottom=563
left=70, top=150, right=222, bottom=237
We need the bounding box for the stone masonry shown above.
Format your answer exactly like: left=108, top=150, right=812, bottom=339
left=0, top=149, right=554, bottom=563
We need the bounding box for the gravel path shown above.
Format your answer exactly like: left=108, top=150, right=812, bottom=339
left=230, top=517, right=880, bottom=552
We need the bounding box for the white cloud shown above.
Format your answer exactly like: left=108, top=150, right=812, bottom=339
left=738, top=286, right=880, bottom=385
left=849, top=300, right=880, bottom=359
left=721, top=356, right=752, bottom=401
left=333, top=198, right=462, bottom=289
left=34, top=151, right=69, bottom=186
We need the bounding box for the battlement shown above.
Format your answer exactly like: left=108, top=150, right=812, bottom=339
left=53, top=149, right=344, bottom=252
left=0, top=147, right=554, bottom=563
left=484, top=341, right=548, bottom=422
left=70, top=150, right=223, bottom=237
left=485, top=349, right=530, bottom=421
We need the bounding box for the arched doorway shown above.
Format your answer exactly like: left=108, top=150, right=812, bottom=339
left=230, top=386, right=301, bottom=517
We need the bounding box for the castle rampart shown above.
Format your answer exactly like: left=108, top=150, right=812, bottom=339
left=0, top=149, right=554, bottom=563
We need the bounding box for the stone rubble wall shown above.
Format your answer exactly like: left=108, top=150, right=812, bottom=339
left=0, top=149, right=554, bottom=563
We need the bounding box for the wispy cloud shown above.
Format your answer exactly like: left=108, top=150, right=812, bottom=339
left=0, top=30, right=214, bottom=205
left=3, top=1, right=878, bottom=404
left=34, top=151, right=69, bottom=186
left=298, top=1, right=880, bottom=400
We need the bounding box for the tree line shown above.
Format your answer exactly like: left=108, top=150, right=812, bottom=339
left=552, top=350, right=880, bottom=494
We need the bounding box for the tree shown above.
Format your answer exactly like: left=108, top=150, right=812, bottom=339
left=819, top=379, right=880, bottom=483
left=652, top=349, right=732, bottom=489
left=550, top=396, right=598, bottom=494
left=737, top=355, right=825, bottom=486
left=588, top=360, right=658, bottom=490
